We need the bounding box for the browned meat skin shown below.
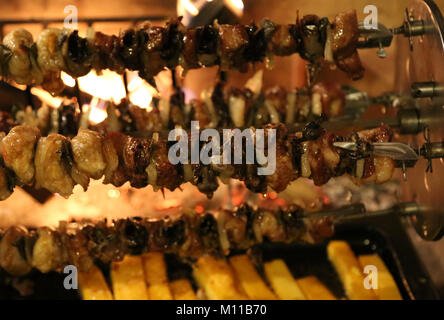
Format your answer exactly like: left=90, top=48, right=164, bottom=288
left=92, top=32, right=124, bottom=74
left=31, top=227, right=66, bottom=273
left=180, top=29, right=199, bottom=69
left=0, top=12, right=365, bottom=97
left=128, top=104, right=163, bottom=132
left=356, top=124, right=393, bottom=143
left=303, top=131, right=340, bottom=186
left=331, top=10, right=364, bottom=80
left=71, top=129, right=106, bottom=180
left=0, top=125, right=40, bottom=185
left=0, top=124, right=396, bottom=199
left=216, top=24, right=249, bottom=71
left=356, top=125, right=394, bottom=184
left=331, top=10, right=359, bottom=60
left=123, top=136, right=152, bottom=188
left=34, top=134, right=76, bottom=197
left=139, top=24, right=167, bottom=83
left=0, top=204, right=334, bottom=275
left=58, top=221, right=95, bottom=272
left=0, top=226, right=32, bottom=276
left=269, top=24, right=299, bottom=56
left=336, top=51, right=365, bottom=80
left=103, top=132, right=131, bottom=187
left=146, top=140, right=182, bottom=191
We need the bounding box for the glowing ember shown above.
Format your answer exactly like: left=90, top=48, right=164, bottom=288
left=195, top=204, right=205, bottom=214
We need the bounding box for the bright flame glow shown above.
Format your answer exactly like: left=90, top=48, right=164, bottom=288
left=61, top=72, right=76, bottom=87
left=78, top=70, right=126, bottom=104
left=127, top=72, right=156, bottom=110
left=30, top=87, right=63, bottom=108
left=86, top=97, right=108, bottom=124
left=224, top=0, right=244, bottom=17
left=182, top=0, right=199, bottom=16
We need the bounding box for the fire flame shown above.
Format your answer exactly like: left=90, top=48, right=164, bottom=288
left=77, top=70, right=126, bottom=103
left=127, top=71, right=156, bottom=111
left=85, top=97, right=108, bottom=124
left=59, top=70, right=156, bottom=125
left=30, top=87, right=63, bottom=108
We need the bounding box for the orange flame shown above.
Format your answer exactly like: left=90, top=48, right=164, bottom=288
left=30, top=87, right=63, bottom=108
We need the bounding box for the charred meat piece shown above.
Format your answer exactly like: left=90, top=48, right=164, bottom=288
left=62, top=30, right=92, bottom=77
left=103, top=132, right=131, bottom=187
left=115, top=218, right=149, bottom=255
left=146, top=137, right=182, bottom=191
left=195, top=25, right=219, bottom=67
left=243, top=24, right=267, bottom=63
left=123, top=136, right=152, bottom=188
left=117, top=29, right=143, bottom=71
left=216, top=23, right=249, bottom=71
left=92, top=31, right=124, bottom=74
left=298, top=15, right=328, bottom=61
left=180, top=28, right=200, bottom=70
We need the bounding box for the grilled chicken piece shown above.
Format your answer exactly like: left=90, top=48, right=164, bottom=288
left=31, top=227, right=66, bottom=273
left=0, top=227, right=32, bottom=276
left=36, top=28, right=68, bottom=95
left=71, top=129, right=107, bottom=179
left=331, top=10, right=364, bottom=80
left=34, top=134, right=76, bottom=197
left=3, top=28, right=42, bottom=85
left=0, top=125, right=41, bottom=185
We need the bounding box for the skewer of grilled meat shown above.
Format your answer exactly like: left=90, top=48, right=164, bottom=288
left=13, top=79, right=345, bottom=138
left=0, top=203, right=334, bottom=275
left=0, top=123, right=395, bottom=200
left=0, top=10, right=363, bottom=95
